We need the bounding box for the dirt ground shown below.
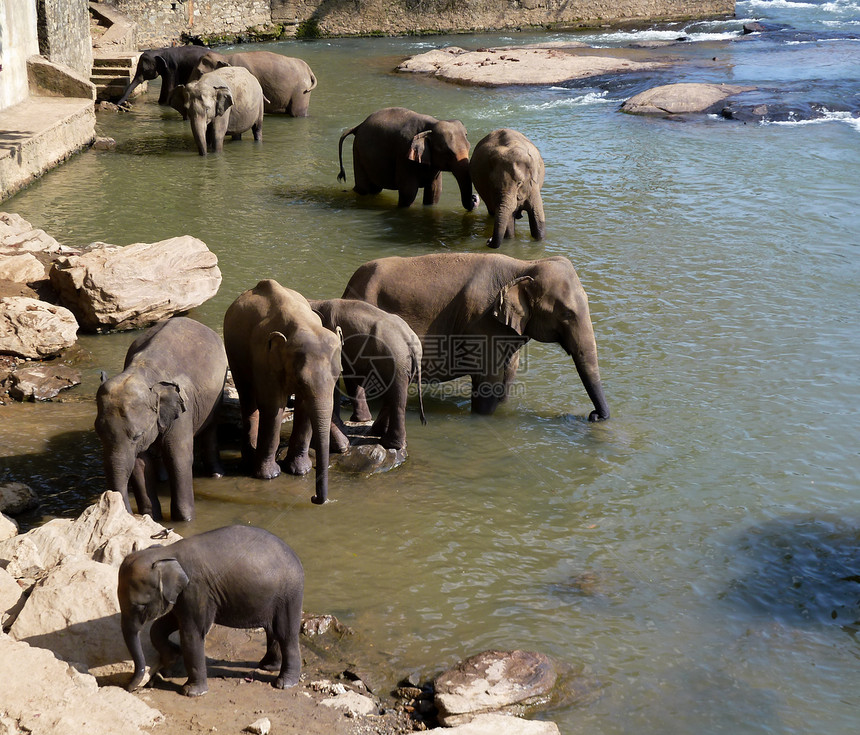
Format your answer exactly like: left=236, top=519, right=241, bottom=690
left=134, top=624, right=417, bottom=735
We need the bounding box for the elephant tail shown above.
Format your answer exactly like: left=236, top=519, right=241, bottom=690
left=414, top=352, right=427, bottom=426
left=305, top=72, right=318, bottom=94
left=337, top=126, right=357, bottom=183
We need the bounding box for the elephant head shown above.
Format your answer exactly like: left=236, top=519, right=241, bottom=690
left=119, top=551, right=189, bottom=690
left=493, top=258, right=610, bottom=422
left=95, top=373, right=188, bottom=511
left=408, top=120, right=479, bottom=211
left=172, top=78, right=234, bottom=155
left=188, top=51, right=231, bottom=82
left=115, top=51, right=165, bottom=106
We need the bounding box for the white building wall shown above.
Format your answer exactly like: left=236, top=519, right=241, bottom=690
left=0, top=0, right=40, bottom=110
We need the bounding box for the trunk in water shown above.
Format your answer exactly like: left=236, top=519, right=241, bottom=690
left=452, top=159, right=479, bottom=211
left=311, top=400, right=332, bottom=504
left=191, top=116, right=209, bottom=156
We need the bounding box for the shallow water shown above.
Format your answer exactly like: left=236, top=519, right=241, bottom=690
left=3, top=2, right=860, bottom=732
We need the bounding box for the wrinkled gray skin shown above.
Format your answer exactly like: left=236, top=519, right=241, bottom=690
left=338, top=106, right=479, bottom=210
left=190, top=50, right=317, bottom=116
left=119, top=525, right=304, bottom=697
left=223, top=280, right=345, bottom=504
left=343, top=253, right=610, bottom=420
left=95, top=318, right=227, bottom=522
left=169, top=67, right=264, bottom=155
left=470, top=128, right=547, bottom=249
left=116, top=45, right=211, bottom=107
left=309, top=298, right=426, bottom=451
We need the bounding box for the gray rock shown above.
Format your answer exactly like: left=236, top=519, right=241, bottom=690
left=426, top=713, right=560, bottom=733
left=0, top=253, right=47, bottom=284
left=49, top=235, right=222, bottom=332
left=244, top=718, right=271, bottom=735
left=332, top=443, right=407, bottom=475
left=0, top=297, right=78, bottom=358
left=0, top=481, right=39, bottom=514
left=319, top=690, right=378, bottom=716
left=0, top=513, right=18, bottom=541
left=8, top=363, right=81, bottom=401
left=621, top=83, right=756, bottom=116
left=434, top=650, right=559, bottom=726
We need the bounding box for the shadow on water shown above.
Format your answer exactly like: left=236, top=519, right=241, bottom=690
left=721, top=514, right=860, bottom=629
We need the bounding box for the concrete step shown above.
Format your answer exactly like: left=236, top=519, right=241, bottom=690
left=90, top=52, right=143, bottom=101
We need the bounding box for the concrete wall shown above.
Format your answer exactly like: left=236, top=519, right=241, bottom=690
left=0, top=0, right=40, bottom=110
left=36, top=0, right=93, bottom=77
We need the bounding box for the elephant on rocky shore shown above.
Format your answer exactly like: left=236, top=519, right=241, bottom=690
left=337, top=106, right=479, bottom=210
left=118, top=525, right=304, bottom=696
left=116, top=45, right=211, bottom=107
left=470, top=128, right=546, bottom=248
left=169, top=67, right=264, bottom=155
left=342, top=253, right=610, bottom=420
left=309, top=298, right=426, bottom=450
left=190, top=50, right=317, bottom=116
left=223, top=280, right=345, bottom=505
left=95, top=317, right=227, bottom=522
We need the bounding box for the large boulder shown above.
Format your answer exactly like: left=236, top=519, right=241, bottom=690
left=0, top=253, right=47, bottom=284
left=0, top=513, right=17, bottom=541
left=621, top=83, right=756, bottom=115
left=0, top=632, right=162, bottom=734
left=0, top=491, right=182, bottom=579
left=434, top=650, right=560, bottom=726
left=0, top=296, right=78, bottom=358
left=7, top=362, right=81, bottom=401
left=49, top=236, right=222, bottom=332
left=0, top=481, right=39, bottom=515
left=0, top=212, right=70, bottom=256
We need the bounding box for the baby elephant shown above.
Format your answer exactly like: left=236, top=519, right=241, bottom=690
left=95, top=317, right=227, bottom=522
left=309, top=298, right=426, bottom=450
left=469, top=128, right=546, bottom=248
left=119, top=525, right=304, bottom=697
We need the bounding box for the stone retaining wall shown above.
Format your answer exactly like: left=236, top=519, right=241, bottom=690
left=36, top=0, right=93, bottom=78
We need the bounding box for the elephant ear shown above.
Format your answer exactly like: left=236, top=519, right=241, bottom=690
left=152, top=558, right=189, bottom=606
left=214, top=85, right=233, bottom=117
left=493, top=276, right=535, bottom=336
left=154, top=54, right=169, bottom=77
left=153, top=381, right=187, bottom=433
left=408, top=130, right=433, bottom=166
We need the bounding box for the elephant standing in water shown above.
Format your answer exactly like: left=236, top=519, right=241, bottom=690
left=309, top=298, right=426, bottom=450
left=190, top=50, right=318, bottom=116
left=116, top=45, right=211, bottom=107
left=223, top=280, right=344, bottom=504
left=95, top=318, right=227, bottom=522
left=169, top=67, right=264, bottom=155
left=343, top=253, right=610, bottom=420
left=470, top=128, right=546, bottom=248
left=118, top=525, right=304, bottom=696
left=337, top=106, right=479, bottom=210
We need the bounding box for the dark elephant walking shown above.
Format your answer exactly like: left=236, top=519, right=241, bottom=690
left=116, top=45, right=211, bottom=107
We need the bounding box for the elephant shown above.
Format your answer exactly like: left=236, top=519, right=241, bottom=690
left=470, top=128, right=547, bottom=249
left=190, top=50, right=317, bottom=116
left=309, top=298, right=426, bottom=450
left=223, top=279, right=345, bottom=504
left=342, top=253, right=610, bottom=421
left=115, top=45, right=211, bottom=107
left=337, top=106, right=480, bottom=210
left=118, top=525, right=304, bottom=696
left=169, top=67, right=264, bottom=155
left=95, top=317, right=227, bottom=522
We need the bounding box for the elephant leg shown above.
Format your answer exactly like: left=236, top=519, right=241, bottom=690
left=252, top=119, right=263, bottom=142
left=150, top=613, right=181, bottom=676
left=231, top=132, right=243, bottom=141
left=288, top=90, right=310, bottom=118
left=178, top=616, right=210, bottom=697
left=197, top=420, right=224, bottom=478
left=347, top=377, right=373, bottom=422
left=526, top=195, right=546, bottom=240
left=131, top=455, right=161, bottom=519
left=352, top=152, right=382, bottom=195
left=398, top=177, right=420, bottom=207
left=422, top=172, right=442, bottom=205
left=259, top=629, right=282, bottom=672
left=162, top=430, right=195, bottom=522
left=284, top=401, right=312, bottom=476
left=376, top=384, right=407, bottom=450
left=211, top=117, right=229, bottom=153
left=255, top=405, right=284, bottom=480
left=272, top=596, right=302, bottom=688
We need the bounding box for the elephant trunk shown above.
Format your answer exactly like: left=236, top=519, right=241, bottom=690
left=190, top=115, right=209, bottom=156
left=116, top=75, right=144, bottom=107
left=310, top=401, right=332, bottom=505
left=565, top=332, right=610, bottom=422
left=452, top=158, right=479, bottom=212
left=122, top=614, right=148, bottom=691
left=104, top=450, right=134, bottom=513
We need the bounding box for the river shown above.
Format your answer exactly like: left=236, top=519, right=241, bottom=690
left=3, top=1, right=860, bottom=732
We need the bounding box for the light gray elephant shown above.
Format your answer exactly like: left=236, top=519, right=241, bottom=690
left=190, top=50, right=317, bottom=116
left=309, top=298, right=426, bottom=450
left=169, top=66, right=264, bottom=155
left=470, top=128, right=546, bottom=248
left=95, top=317, right=227, bottom=522
left=119, top=525, right=304, bottom=696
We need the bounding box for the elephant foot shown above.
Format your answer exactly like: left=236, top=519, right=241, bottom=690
left=285, top=455, right=312, bottom=476
left=349, top=410, right=373, bottom=423
left=381, top=436, right=406, bottom=451
left=255, top=460, right=282, bottom=480
left=182, top=680, right=209, bottom=697
left=486, top=237, right=501, bottom=249
left=258, top=652, right=282, bottom=672
left=126, top=669, right=147, bottom=692
left=274, top=673, right=300, bottom=689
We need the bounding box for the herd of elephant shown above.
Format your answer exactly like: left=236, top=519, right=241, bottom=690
left=102, top=44, right=612, bottom=697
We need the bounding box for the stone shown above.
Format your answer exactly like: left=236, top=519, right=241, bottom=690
left=434, top=650, right=559, bottom=726
left=319, top=690, right=378, bottom=716
left=49, top=236, right=222, bottom=332
left=0, top=253, right=47, bottom=283
left=0, top=213, right=67, bottom=256
left=0, top=481, right=39, bottom=514
left=0, top=296, right=78, bottom=358
left=0, top=566, right=25, bottom=627
left=0, top=491, right=182, bottom=579
left=0, top=633, right=162, bottom=734
left=426, top=713, right=561, bottom=734
left=621, top=83, right=756, bottom=116
left=332, top=443, right=407, bottom=474
left=0, top=513, right=18, bottom=541
left=244, top=717, right=272, bottom=735
left=7, top=362, right=81, bottom=401
left=8, top=555, right=158, bottom=681
left=92, top=136, right=117, bottom=150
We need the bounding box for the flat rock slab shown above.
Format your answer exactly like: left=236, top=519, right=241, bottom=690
left=398, top=45, right=670, bottom=86
left=427, top=713, right=560, bottom=734
left=8, top=362, right=81, bottom=401
left=434, top=650, right=559, bottom=726
left=622, top=82, right=757, bottom=115
left=0, top=296, right=78, bottom=358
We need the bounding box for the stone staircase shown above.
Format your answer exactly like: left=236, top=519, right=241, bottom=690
left=90, top=51, right=143, bottom=102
